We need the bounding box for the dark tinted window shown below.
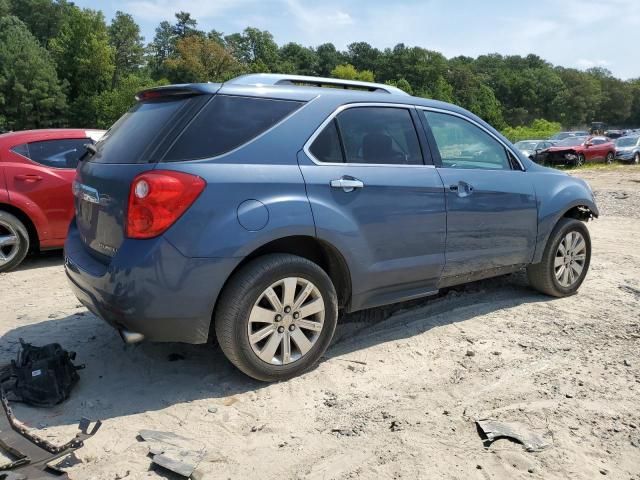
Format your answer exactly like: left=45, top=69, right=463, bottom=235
left=164, top=95, right=303, bottom=161
left=335, top=107, right=423, bottom=165
left=10, top=144, right=29, bottom=158
left=14, top=139, right=91, bottom=169
left=91, top=97, right=193, bottom=164
left=309, top=119, right=344, bottom=163
left=423, top=111, right=511, bottom=170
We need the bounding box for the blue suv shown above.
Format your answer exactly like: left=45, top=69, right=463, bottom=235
left=65, top=74, right=598, bottom=381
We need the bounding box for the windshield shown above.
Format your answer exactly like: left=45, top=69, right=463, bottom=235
left=515, top=141, right=538, bottom=150
left=616, top=136, right=638, bottom=147
left=556, top=136, right=587, bottom=147
left=550, top=132, right=571, bottom=141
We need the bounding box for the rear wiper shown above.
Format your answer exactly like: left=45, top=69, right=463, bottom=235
left=79, top=143, right=97, bottom=162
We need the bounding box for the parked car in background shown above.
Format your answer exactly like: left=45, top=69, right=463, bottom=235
left=615, top=135, right=640, bottom=164
left=514, top=139, right=553, bottom=163
left=65, top=74, right=598, bottom=381
left=605, top=129, right=625, bottom=139
left=548, top=131, right=589, bottom=145
left=545, top=136, right=615, bottom=166
left=0, top=129, right=105, bottom=272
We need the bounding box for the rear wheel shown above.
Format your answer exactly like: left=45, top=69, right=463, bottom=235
left=527, top=218, right=591, bottom=297
left=0, top=211, right=29, bottom=273
left=215, top=254, right=338, bottom=381
left=605, top=152, right=614, bottom=165
left=575, top=154, right=585, bottom=167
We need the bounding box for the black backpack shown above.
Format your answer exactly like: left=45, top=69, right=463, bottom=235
left=0, top=339, right=84, bottom=407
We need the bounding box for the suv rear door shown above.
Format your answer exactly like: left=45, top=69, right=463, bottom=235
left=299, top=104, right=446, bottom=311
left=420, top=109, right=537, bottom=282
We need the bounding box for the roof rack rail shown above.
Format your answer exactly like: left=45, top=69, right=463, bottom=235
left=226, top=73, right=409, bottom=95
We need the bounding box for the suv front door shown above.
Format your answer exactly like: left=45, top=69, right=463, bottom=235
left=420, top=109, right=538, bottom=283
left=299, top=104, right=446, bottom=311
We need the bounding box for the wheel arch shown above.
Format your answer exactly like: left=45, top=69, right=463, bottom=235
left=0, top=202, right=39, bottom=252
left=532, top=201, right=597, bottom=264
left=209, top=235, right=352, bottom=340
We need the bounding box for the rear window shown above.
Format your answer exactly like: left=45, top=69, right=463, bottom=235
left=163, top=95, right=304, bottom=162
left=90, top=97, right=195, bottom=164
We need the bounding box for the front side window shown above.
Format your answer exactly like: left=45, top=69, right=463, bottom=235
left=423, top=111, right=511, bottom=170
left=13, top=139, right=91, bottom=169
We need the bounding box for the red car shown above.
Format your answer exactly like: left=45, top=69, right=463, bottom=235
left=0, top=129, right=105, bottom=272
left=545, top=135, right=616, bottom=167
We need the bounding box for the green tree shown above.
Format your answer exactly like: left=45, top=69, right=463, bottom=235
left=173, top=11, right=201, bottom=38
left=0, top=16, right=67, bottom=130
left=316, top=43, right=342, bottom=77
left=91, top=73, right=167, bottom=128
left=225, top=27, right=279, bottom=72
left=50, top=7, right=114, bottom=125
left=278, top=43, right=318, bottom=75
left=147, top=20, right=174, bottom=77
left=164, top=35, right=242, bottom=83
left=109, top=11, right=144, bottom=88
left=7, top=0, right=73, bottom=46
left=330, top=64, right=374, bottom=82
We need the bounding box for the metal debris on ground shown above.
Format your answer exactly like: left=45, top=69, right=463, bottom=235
left=138, top=429, right=206, bottom=478
left=0, top=388, right=101, bottom=479
left=476, top=418, right=551, bottom=452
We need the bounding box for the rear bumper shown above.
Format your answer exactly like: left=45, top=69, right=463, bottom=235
left=64, top=220, right=241, bottom=344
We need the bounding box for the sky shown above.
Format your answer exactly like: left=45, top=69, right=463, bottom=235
left=74, top=0, right=639, bottom=80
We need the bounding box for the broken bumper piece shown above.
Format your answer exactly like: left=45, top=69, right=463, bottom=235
left=0, top=390, right=101, bottom=479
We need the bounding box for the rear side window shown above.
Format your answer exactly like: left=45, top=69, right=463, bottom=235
left=164, top=95, right=304, bottom=162
left=308, top=107, right=423, bottom=165
left=337, top=107, right=423, bottom=165
left=11, top=139, right=91, bottom=169
left=91, top=97, right=194, bottom=164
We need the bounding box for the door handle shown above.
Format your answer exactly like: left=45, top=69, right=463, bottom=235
left=15, top=174, right=43, bottom=183
left=450, top=181, right=474, bottom=197
left=330, top=177, right=364, bottom=193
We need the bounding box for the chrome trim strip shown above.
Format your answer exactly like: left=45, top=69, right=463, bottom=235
left=302, top=102, right=435, bottom=168
left=416, top=106, right=526, bottom=171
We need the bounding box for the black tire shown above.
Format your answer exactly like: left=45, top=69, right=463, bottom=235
left=575, top=154, right=585, bottom=167
left=214, top=253, right=338, bottom=381
left=527, top=218, right=591, bottom=297
left=0, top=211, right=30, bottom=273
left=633, top=152, right=639, bottom=165
left=605, top=152, right=614, bottom=165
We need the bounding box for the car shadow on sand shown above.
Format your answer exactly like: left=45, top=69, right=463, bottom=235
left=0, top=270, right=550, bottom=431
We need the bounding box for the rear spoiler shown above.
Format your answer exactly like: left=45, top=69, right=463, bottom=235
left=135, top=83, right=222, bottom=101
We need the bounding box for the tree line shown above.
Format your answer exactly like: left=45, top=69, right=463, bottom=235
left=1, top=0, right=639, bottom=135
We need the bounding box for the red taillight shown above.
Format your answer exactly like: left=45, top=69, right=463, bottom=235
left=126, top=170, right=205, bottom=239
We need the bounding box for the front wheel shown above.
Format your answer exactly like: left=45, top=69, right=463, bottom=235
left=633, top=152, right=639, bottom=165
left=527, top=218, right=591, bottom=297
left=0, top=211, right=30, bottom=273
left=215, top=254, right=338, bottom=381
left=575, top=154, right=585, bottom=167
left=605, top=152, right=614, bottom=165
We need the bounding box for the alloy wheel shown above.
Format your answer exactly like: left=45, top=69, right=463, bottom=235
left=606, top=153, right=614, bottom=165
left=576, top=155, right=585, bottom=167
left=247, top=277, right=325, bottom=365
left=554, top=231, right=587, bottom=288
left=634, top=153, right=639, bottom=165
left=0, top=220, right=20, bottom=268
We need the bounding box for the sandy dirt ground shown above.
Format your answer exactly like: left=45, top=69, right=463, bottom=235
left=1, top=166, right=639, bottom=480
